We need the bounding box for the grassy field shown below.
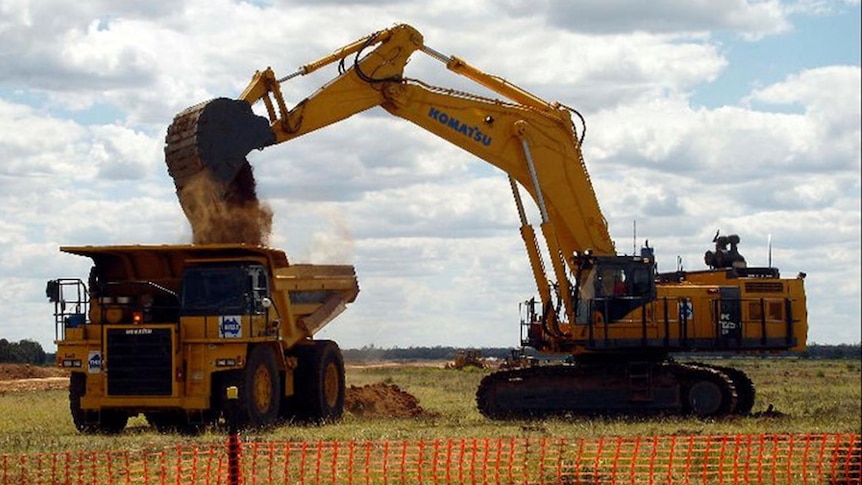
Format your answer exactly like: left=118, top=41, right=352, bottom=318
left=0, top=357, right=858, bottom=455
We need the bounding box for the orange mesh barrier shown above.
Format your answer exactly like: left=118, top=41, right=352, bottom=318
left=1, top=433, right=859, bottom=484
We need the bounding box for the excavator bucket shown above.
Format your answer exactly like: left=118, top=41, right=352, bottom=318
left=164, top=98, right=275, bottom=192
left=164, top=98, right=277, bottom=245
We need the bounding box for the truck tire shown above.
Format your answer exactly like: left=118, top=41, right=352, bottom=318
left=69, top=372, right=98, bottom=433
left=227, top=344, right=281, bottom=429
left=97, top=410, right=130, bottom=435
left=69, top=372, right=128, bottom=434
left=293, top=340, right=345, bottom=423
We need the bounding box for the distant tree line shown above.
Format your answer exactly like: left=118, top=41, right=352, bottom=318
left=0, top=339, right=47, bottom=365
left=341, top=345, right=527, bottom=362
left=799, top=343, right=862, bottom=360
left=342, top=343, right=861, bottom=362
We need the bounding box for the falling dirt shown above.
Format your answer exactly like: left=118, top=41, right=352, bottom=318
left=345, top=383, right=433, bottom=418
left=178, top=164, right=272, bottom=245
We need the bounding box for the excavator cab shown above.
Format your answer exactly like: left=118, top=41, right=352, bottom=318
left=523, top=251, right=657, bottom=351
left=576, top=252, right=657, bottom=325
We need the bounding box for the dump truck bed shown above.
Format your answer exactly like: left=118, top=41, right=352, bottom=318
left=276, top=264, right=360, bottom=336
left=59, top=244, right=358, bottom=339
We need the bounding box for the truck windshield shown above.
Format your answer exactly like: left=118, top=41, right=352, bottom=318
left=181, top=266, right=248, bottom=315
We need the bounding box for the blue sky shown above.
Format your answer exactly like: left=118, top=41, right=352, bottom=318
left=0, top=1, right=859, bottom=352
left=693, top=3, right=860, bottom=108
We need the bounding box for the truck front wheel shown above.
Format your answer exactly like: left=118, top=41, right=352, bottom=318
left=294, top=340, right=345, bottom=423
left=70, top=372, right=98, bottom=433
left=69, top=372, right=128, bottom=434
left=225, top=344, right=281, bottom=429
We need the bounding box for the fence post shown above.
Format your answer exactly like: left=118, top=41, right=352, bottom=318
left=226, top=386, right=242, bottom=485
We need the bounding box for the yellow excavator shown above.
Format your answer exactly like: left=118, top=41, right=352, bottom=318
left=165, top=24, right=808, bottom=418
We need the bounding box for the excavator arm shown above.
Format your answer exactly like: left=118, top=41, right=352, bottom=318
left=165, top=23, right=614, bottom=330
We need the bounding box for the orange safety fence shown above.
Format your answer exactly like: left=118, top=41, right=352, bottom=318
left=1, top=433, right=859, bottom=485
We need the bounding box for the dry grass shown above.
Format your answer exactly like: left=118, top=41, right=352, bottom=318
left=0, top=357, right=858, bottom=455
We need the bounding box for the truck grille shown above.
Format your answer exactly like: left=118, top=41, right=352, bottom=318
left=106, top=327, right=173, bottom=396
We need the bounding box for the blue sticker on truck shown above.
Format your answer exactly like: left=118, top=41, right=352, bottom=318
left=219, top=316, right=242, bottom=338
left=88, top=350, right=102, bottom=374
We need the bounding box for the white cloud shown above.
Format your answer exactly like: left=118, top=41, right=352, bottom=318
left=0, top=100, right=90, bottom=177
left=0, top=1, right=858, bottom=351
left=747, top=67, right=862, bottom=164
left=515, top=0, right=792, bottom=39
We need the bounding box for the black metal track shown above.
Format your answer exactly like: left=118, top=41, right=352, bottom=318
left=476, top=360, right=741, bottom=419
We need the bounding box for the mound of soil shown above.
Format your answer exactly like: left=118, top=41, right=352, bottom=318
left=0, top=364, right=67, bottom=381
left=345, top=383, right=431, bottom=418
left=0, top=364, right=69, bottom=393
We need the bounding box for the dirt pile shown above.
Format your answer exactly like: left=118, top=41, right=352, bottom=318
left=0, top=364, right=67, bottom=380
left=345, top=383, right=432, bottom=418
left=0, top=364, right=69, bottom=394
left=0, top=377, right=68, bottom=393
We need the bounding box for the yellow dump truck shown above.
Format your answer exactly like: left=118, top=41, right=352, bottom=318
left=47, top=244, right=358, bottom=433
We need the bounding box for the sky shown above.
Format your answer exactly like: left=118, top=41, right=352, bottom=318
left=0, top=0, right=859, bottom=353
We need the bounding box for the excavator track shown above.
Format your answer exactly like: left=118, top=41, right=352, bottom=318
left=476, top=360, right=740, bottom=419
left=677, top=362, right=738, bottom=417
left=706, top=363, right=755, bottom=415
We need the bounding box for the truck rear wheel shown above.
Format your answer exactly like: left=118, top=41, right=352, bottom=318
left=293, top=340, right=345, bottom=423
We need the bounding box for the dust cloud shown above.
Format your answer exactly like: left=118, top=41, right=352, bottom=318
left=178, top=163, right=273, bottom=246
